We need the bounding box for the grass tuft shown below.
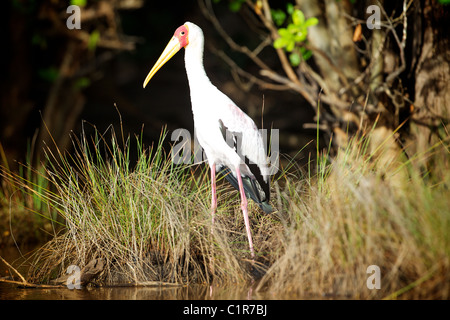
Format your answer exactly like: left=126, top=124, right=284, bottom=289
left=257, top=130, right=450, bottom=299
left=1, top=122, right=449, bottom=298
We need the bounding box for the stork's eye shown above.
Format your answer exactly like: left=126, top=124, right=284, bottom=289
left=180, top=31, right=185, bottom=36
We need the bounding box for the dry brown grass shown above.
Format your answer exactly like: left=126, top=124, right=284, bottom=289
left=257, top=132, right=450, bottom=299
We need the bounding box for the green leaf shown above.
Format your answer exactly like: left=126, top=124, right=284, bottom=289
left=300, top=47, right=313, bottom=60
left=289, top=52, right=301, bottom=66
left=286, top=3, right=294, bottom=15
left=302, top=50, right=313, bottom=60
left=305, top=17, right=319, bottom=27
left=286, top=40, right=295, bottom=52
left=292, top=9, right=305, bottom=26
left=229, top=0, right=244, bottom=12
left=278, top=28, right=290, bottom=37
left=287, top=23, right=299, bottom=33
left=88, top=30, right=100, bottom=51
left=75, top=77, right=91, bottom=89
left=271, top=9, right=286, bottom=26
left=273, top=9, right=319, bottom=55
left=71, top=0, right=87, bottom=7
left=293, top=31, right=306, bottom=43
left=31, top=33, right=46, bottom=48
left=273, top=37, right=287, bottom=49
left=38, top=67, right=59, bottom=82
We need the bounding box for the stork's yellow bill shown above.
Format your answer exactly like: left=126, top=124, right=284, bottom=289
left=143, top=24, right=189, bottom=88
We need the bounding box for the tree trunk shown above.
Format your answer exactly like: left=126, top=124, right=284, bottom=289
left=408, top=0, right=450, bottom=164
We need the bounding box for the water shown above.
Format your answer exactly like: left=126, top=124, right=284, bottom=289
left=0, top=245, right=276, bottom=300
left=0, top=283, right=271, bottom=300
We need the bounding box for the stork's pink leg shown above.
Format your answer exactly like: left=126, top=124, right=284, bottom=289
left=235, top=167, right=255, bottom=259
left=210, top=163, right=217, bottom=234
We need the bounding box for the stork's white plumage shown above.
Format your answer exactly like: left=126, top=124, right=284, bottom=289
left=143, top=22, right=272, bottom=258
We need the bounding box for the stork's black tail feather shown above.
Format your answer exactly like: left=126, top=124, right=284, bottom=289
left=218, top=166, right=274, bottom=214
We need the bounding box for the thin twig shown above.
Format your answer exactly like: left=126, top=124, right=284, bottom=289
left=0, top=255, right=27, bottom=284
left=199, top=0, right=273, bottom=72
left=378, top=0, right=407, bottom=84
left=211, top=47, right=290, bottom=91
left=0, top=255, right=64, bottom=288
left=257, top=0, right=303, bottom=87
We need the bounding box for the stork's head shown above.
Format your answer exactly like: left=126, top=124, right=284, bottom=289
left=143, top=22, right=202, bottom=88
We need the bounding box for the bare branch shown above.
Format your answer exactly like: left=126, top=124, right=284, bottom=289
left=201, top=0, right=320, bottom=107
left=0, top=255, right=27, bottom=284
left=256, top=0, right=304, bottom=87
left=210, top=46, right=291, bottom=91
left=199, top=0, right=273, bottom=72
left=381, top=0, right=407, bottom=85
left=259, top=69, right=317, bottom=107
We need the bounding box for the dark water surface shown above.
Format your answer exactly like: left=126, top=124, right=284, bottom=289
left=0, top=283, right=274, bottom=300
left=0, top=245, right=278, bottom=300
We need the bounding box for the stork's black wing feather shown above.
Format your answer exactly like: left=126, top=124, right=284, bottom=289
left=217, top=166, right=273, bottom=214
left=218, top=119, right=273, bottom=214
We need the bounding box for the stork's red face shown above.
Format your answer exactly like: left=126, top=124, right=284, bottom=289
left=174, top=25, right=189, bottom=48
left=143, top=24, right=189, bottom=88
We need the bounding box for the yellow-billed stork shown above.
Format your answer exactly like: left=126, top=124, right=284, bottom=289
left=143, top=22, right=273, bottom=258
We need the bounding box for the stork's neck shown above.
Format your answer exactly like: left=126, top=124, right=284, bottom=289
left=184, top=39, right=211, bottom=90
